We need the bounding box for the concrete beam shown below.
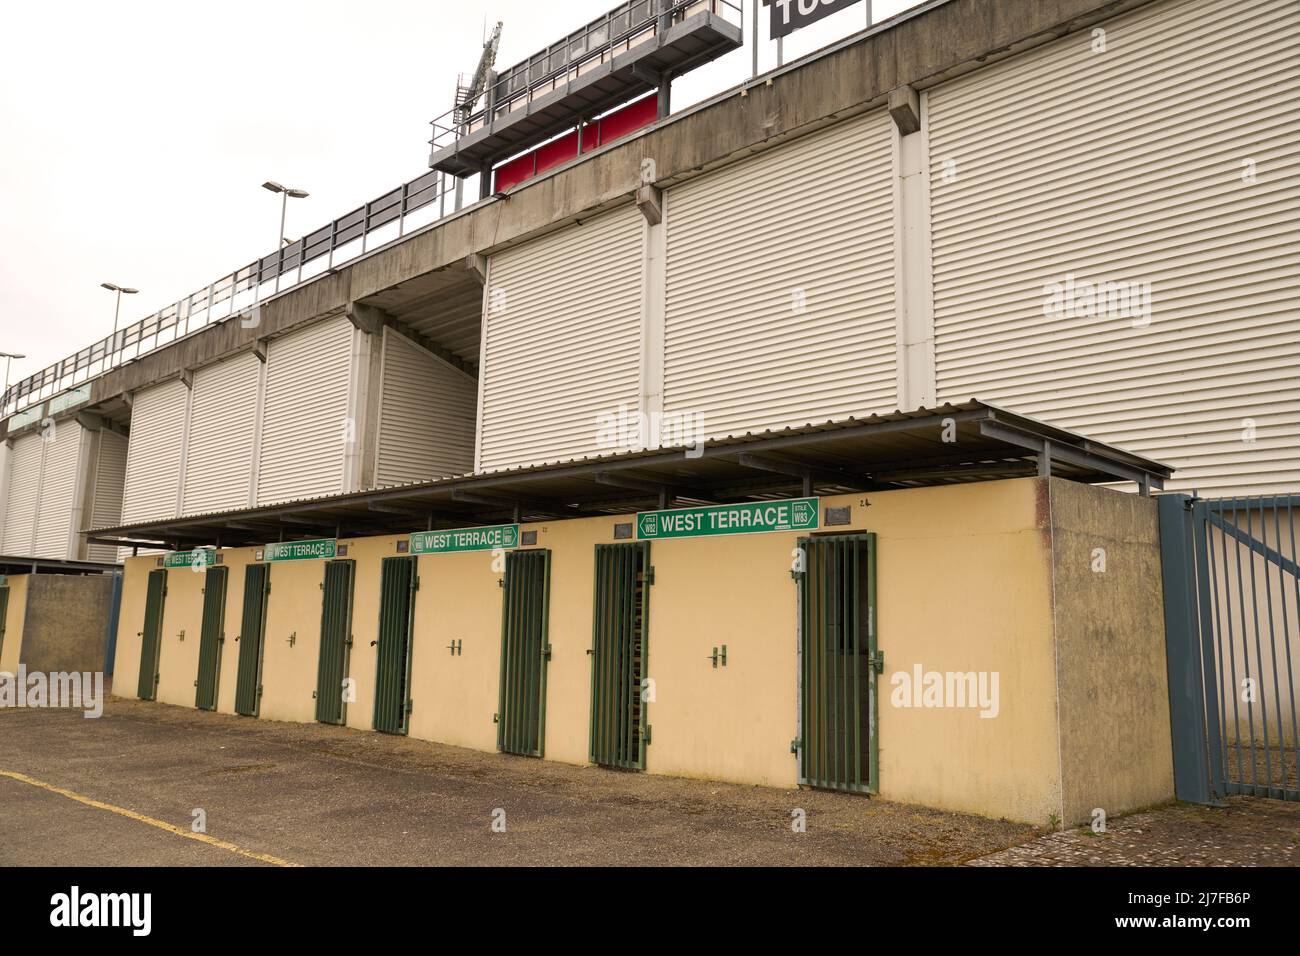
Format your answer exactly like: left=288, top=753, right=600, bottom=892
left=636, top=184, right=663, bottom=226
left=346, top=301, right=387, bottom=336
left=888, top=84, right=921, bottom=135
left=465, top=252, right=487, bottom=284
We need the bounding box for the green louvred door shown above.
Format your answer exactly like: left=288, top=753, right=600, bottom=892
left=497, top=550, right=552, bottom=757
left=589, top=542, right=652, bottom=770
left=373, top=556, right=418, bottom=735
left=137, top=569, right=168, bottom=701
left=194, top=566, right=229, bottom=711
left=797, top=534, right=879, bottom=795
left=234, top=563, right=271, bottom=717
left=315, top=560, right=356, bottom=725
left=0, top=585, right=9, bottom=664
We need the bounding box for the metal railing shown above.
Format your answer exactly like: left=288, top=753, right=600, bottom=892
left=430, top=0, right=742, bottom=155
left=2, top=167, right=458, bottom=419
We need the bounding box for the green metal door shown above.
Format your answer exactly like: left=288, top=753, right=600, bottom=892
left=315, top=560, right=356, bottom=725
left=497, top=550, right=552, bottom=757
left=797, top=534, right=879, bottom=794
left=0, top=585, right=9, bottom=664
left=589, top=542, right=652, bottom=770
left=373, top=556, right=418, bottom=735
left=194, top=566, right=229, bottom=711
left=137, top=569, right=168, bottom=701
left=234, top=563, right=271, bottom=717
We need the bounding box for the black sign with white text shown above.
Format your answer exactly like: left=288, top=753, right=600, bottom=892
left=766, top=0, right=865, bottom=39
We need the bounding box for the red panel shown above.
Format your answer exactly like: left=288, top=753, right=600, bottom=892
left=494, top=152, right=537, bottom=193
left=534, top=129, right=582, bottom=178
left=494, top=95, right=659, bottom=193
left=594, top=95, right=658, bottom=149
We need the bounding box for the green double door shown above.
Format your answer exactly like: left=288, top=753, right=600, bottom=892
left=797, top=534, right=879, bottom=795
left=194, top=567, right=229, bottom=711
left=497, top=550, right=552, bottom=757
left=137, top=569, right=168, bottom=701
left=373, top=556, right=418, bottom=735
left=0, top=585, right=9, bottom=665
left=234, top=564, right=271, bottom=717
left=315, top=560, right=356, bottom=725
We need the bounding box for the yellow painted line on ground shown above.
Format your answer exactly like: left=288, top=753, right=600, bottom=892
left=0, top=769, right=302, bottom=867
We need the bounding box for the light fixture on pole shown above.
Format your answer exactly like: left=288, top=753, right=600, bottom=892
left=1, top=351, right=26, bottom=412
left=262, top=181, right=310, bottom=248
left=101, top=282, right=139, bottom=333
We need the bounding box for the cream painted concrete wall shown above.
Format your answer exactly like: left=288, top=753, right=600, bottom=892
left=109, top=478, right=1173, bottom=824
left=408, top=550, right=503, bottom=752
left=0, top=574, right=29, bottom=675
left=258, top=559, right=326, bottom=723
left=113, top=557, right=150, bottom=697
left=868, top=481, right=1061, bottom=824
left=154, top=565, right=204, bottom=707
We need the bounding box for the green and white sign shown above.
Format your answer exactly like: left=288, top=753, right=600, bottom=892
left=164, top=549, right=217, bottom=569
left=49, top=384, right=92, bottom=416
left=264, top=539, right=337, bottom=562
left=411, top=524, right=520, bottom=555
left=637, top=498, right=820, bottom=540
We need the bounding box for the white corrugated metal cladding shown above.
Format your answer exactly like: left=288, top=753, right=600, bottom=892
left=2, top=432, right=43, bottom=555
left=121, top=379, right=188, bottom=525
left=665, top=109, right=897, bottom=438
left=33, top=422, right=82, bottom=559
left=257, top=315, right=354, bottom=505
left=927, top=0, right=1300, bottom=495
left=183, top=351, right=261, bottom=515
left=86, top=430, right=128, bottom=564
left=480, top=205, right=644, bottom=471
left=375, top=329, right=476, bottom=487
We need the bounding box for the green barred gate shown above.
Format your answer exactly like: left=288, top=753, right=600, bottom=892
left=233, top=564, right=271, bottom=717
left=373, top=556, right=418, bottom=735
left=589, top=542, right=652, bottom=770
left=137, top=569, right=168, bottom=701
left=497, top=550, right=552, bottom=757
left=796, top=534, right=880, bottom=794
left=194, top=566, right=228, bottom=711
left=315, top=560, right=356, bottom=725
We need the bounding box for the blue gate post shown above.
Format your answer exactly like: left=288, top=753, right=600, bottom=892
left=1158, top=494, right=1215, bottom=804
left=103, top=569, right=123, bottom=677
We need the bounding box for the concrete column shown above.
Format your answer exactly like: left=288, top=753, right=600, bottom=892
left=71, top=424, right=98, bottom=561
left=639, top=194, right=667, bottom=447
left=343, top=323, right=384, bottom=494
left=891, top=89, right=937, bottom=411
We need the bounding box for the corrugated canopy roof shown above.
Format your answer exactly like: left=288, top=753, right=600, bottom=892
left=88, top=401, right=1173, bottom=551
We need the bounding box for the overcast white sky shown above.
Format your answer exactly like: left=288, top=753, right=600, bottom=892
left=0, top=0, right=919, bottom=384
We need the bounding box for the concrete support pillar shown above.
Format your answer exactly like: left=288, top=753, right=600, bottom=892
left=343, top=309, right=386, bottom=494
left=639, top=194, right=667, bottom=448
left=891, top=88, right=937, bottom=411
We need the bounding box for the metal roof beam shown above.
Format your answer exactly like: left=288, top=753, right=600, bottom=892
left=735, top=452, right=873, bottom=493
left=979, top=420, right=1163, bottom=494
